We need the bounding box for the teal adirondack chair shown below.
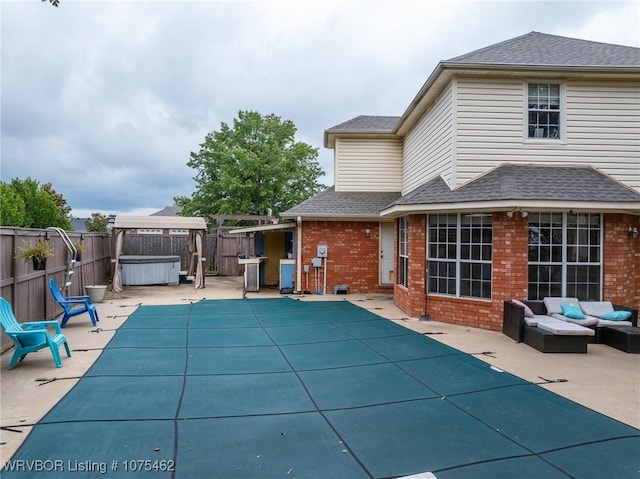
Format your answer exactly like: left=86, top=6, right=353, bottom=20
left=0, top=297, right=71, bottom=369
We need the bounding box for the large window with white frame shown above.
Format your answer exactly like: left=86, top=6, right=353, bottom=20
left=398, top=217, right=408, bottom=287
left=528, top=212, right=601, bottom=300
left=428, top=213, right=492, bottom=299
left=528, top=83, right=561, bottom=139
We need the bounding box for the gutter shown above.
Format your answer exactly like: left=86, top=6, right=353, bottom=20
left=296, top=216, right=302, bottom=294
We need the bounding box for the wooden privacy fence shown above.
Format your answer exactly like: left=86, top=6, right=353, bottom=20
left=1, top=226, right=252, bottom=353
left=0, top=227, right=112, bottom=353
left=123, top=228, right=250, bottom=277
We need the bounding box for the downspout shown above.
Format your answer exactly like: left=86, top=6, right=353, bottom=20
left=296, top=216, right=302, bottom=294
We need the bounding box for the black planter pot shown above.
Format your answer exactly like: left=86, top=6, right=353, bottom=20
left=32, top=258, right=47, bottom=270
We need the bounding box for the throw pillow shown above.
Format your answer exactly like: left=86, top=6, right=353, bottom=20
left=561, top=304, right=585, bottom=320
left=601, top=310, right=632, bottom=321
left=511, top=299, right=535, bottom=318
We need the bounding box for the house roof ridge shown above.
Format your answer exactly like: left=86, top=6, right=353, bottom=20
left=445, top=31, right=539, bottom=63
left=444, top=31, right=639, bottom=67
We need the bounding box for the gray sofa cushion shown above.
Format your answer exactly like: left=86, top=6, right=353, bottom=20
left=543, top=297, right=580, bottom=315
left=537, top=320, right=595, bottom=336
left=524, top=315, right=556, bottom=327
left=551, top=313, right=599, bottom=327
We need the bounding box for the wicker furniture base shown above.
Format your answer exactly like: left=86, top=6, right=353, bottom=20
left=602, top=326, right=640, bottom=353
left=523, top=326, right=589, bottom=353
left=502, top=301, right=525, bottom=342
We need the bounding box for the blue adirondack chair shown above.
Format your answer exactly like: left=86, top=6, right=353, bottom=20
left=0, top=297, right=71, bottom=369
left=49, top=279, right=99, bottom=327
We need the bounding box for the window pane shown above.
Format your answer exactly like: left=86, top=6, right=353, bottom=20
left=540, top=246, right=550, bottom=262
left=428, top=213, right=491, bottom=298
left=528, top=212, right=600, bottom=301
left=460, top=280, right=470, bottom=297
left=528, top=83, right=561, bottom=139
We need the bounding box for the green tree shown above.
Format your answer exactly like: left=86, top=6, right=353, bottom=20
left=85, top=212, right=110, bottom=232
left=175, top=111, right=325, bottom=220
left=0, top=183, right=27, bottom=226
left=42, top=182, right=72, bottom=219
left=0, top=178, right=73, bottom=229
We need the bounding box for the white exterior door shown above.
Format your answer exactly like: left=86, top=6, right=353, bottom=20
left=380, top=222, right=394, bottom=284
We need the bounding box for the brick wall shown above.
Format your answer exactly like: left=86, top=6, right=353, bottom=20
left=394, top=215, right=427, bottom=316
left=603, top=214, right=640, bottom=310
left=422, top=212, right=529, bottom=330
left=300, top=221, right=392, bottom=294
left=392, top=212, right=639, bottom=331
left=300, top=213, right=639, bottom=328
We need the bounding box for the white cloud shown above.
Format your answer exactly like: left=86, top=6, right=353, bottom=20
left=557, top=1, right=640, bottom=46
left=1, top=0, right=638, bottom=218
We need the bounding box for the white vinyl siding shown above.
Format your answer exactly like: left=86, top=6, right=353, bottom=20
left=334, top=138, right=403, bottom=192
left=403, top=83, right=454, bottom=195
left=455, top=79, right=640, bottom=191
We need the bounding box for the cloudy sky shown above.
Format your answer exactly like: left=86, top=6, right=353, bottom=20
left=2, top=0, right=639, bottom=219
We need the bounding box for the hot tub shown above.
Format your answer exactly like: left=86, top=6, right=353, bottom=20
left=119, top=255, right=181, bottom=286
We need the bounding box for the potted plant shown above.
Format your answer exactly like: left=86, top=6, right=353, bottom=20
left=85, top=284, right=107, bottom=303
left=72, top=240, right=85, bottom=261
left=15, top=239, right=54, bottom=270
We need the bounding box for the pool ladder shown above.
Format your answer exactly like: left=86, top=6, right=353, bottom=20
left=46, top=227, right=77, bottom=292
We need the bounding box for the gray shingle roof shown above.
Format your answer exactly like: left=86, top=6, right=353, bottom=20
left=446, top=31, right=640, bottom=67
left=389, top=164, right=640, bottom=207
left=326, top=115, right=400, bottom=133
left=282, top=187, right=401, bottom=218
left=283, top=166, right=639, bottom=219
left=151, top=205, right=183, bottom=216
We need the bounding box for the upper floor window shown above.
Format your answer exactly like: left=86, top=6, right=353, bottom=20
left=528, top=83, right=560, bottom=139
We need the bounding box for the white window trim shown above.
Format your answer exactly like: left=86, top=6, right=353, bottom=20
left=427, top=213, right=493, bottom=300
left=528, top=212, right=602, bottom=300
left=398, top=217, right=409, bottom=288
left=523, top=81, right=567, bottom=144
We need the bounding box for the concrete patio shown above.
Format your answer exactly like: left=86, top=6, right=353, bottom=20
left=1, top=276, right=638, bottom=468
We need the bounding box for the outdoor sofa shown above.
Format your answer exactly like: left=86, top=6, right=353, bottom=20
left=503, top=298, right=638, bottom=353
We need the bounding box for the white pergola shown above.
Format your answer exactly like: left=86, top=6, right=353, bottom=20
left=111, top=215, right=207, bottom=291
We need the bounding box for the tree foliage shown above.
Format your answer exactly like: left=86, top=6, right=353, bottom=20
left=175, top=111, right=325, bottom=220
left=85, top=212, right=111, bottom=232
left=0, top=178, right=73, bottom=230
left=41, top=182, right=72, bottom=219
left=0, top=183, right=27, bottom=227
